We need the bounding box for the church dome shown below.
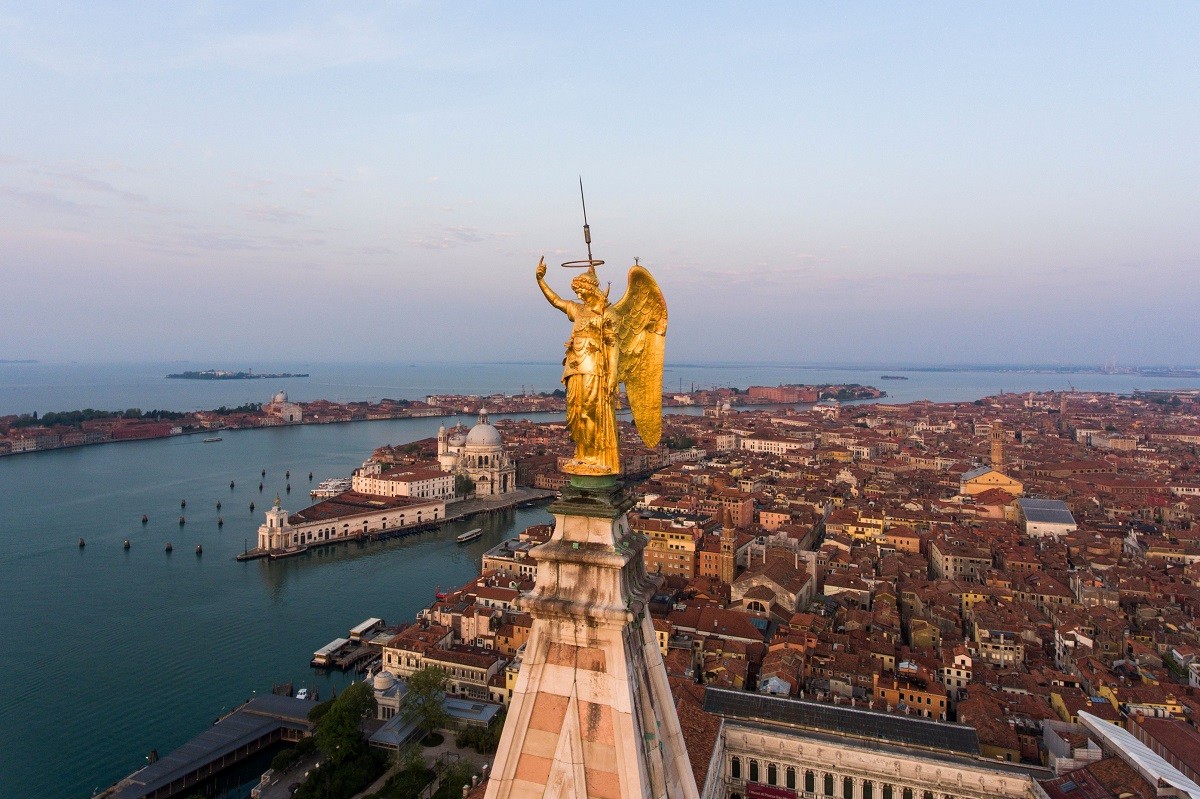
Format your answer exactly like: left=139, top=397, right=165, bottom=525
left=465, top=422, right=502, bottom=448
left=271, top=390, right=288, bottom=404
left=373, top=670, right=396, bottom=691
left=464, top=408, right=501, bottom=448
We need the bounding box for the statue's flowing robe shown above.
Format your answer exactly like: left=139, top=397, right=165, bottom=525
left=562, top=300, right=619, bottom=473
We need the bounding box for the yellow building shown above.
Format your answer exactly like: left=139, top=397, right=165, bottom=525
left=959, top=466, right=1023, bottom=497
left=633, top=513, right=707, bottom=578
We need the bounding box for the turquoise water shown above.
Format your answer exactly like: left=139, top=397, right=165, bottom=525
left=0, top=415, right=554, bottom=799
left=0, top=362, right=1191, bottom=797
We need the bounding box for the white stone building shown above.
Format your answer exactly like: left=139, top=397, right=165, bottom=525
left=265, top=390, right=303, bottom=423
left=256, top=492, right=445, bottom=552
left=702, top=688, right=1042, bottom=799
left=352, top=464, right=455, bottom=501
left=436, top=409, right=516, bottom=497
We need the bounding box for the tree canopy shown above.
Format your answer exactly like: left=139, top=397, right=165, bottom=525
left=404, top=667, right=450, bottom=735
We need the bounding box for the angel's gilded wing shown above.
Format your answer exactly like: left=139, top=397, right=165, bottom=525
left=612, top=265, right=668, bottom=449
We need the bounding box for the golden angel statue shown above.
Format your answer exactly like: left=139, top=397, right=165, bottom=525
left=536, top=256, right=667, bottom=475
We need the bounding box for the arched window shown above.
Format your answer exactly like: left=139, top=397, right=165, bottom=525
left=806, top=771, right=815, bottom=793
left=747, top=600, right=767, bottom=613
left=767, top=763, right=777, bottom=786
left=730, top=757, right=740, bottom=780
left=824, top=773, right=834, bottom=796
left=923, top=793, right=933, bottom=799
left=786, top=767, right=796, bottom=790
left=844, top=776, right=854, bottom=799
left=749, top=759, right=758, bottom=783
left=903, top=789, right=914, bottom=799
left=863, top=781, right=874, bottom=799
left=882, top=786, right=893, bottom=799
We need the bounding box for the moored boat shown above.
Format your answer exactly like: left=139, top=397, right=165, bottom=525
left=203, top=436, right=222, bottom=443
left=269, top=545, right=309, bottom=561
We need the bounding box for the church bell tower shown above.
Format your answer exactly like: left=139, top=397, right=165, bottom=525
left=485, top=478, right=699, bottom=799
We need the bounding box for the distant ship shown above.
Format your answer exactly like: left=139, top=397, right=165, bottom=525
left=880, top=375, right=909, bottom=380
left=456, top=528, right=483, bottom=544
left=203, top=436, right=223, bottom=443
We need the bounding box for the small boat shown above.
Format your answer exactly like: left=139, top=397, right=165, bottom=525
left=456, top=528, right=483, bottom=544
left=141, top=514, right=149, bottom=525
left=123, top=539, right=130, bottom=550
left=249, top=502, right=255, bottom=512
left=180, top=499, right=186, bottom=509
left=269, top=545, right=309, bottom=560
left=261, top=468, right=266, bottom=477
left=165, top=542, right=172, bottom=553
left=217, top=517, right=224, bottom=528
left=203, top=436, right=222, bottom=443
left=286, top=483, right=291, bottom=493
left=79, top=538, right=86, bottom=548
left=308, top=472, right=313, bottom=481
left=179, top=516, right=186, bottom=526
left=195, top=544, right=203, bottom=555
left=229, top=480, right=235, bottom=489
left=285, top=470, right=290, bottom=479
left=258, top=482, right=263, bottom=492
left=215, top=501, right=222, bottom=510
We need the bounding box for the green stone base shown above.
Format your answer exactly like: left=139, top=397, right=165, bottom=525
left=570, top=474, right=619, bottom=490
left=550, top=473, right=634, bottom=519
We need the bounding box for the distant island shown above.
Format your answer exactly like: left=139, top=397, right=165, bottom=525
left=166, top=369, right=309, bottom=380
left=880, top=375, right=909, bottom=380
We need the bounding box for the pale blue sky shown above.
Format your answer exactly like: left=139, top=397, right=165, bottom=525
left=1, top=3, right=1197, bottom=365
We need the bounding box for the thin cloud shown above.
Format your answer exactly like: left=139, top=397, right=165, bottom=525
left=0, top=185, right=94, bottom=215
left=410, top=225, right=512, bottom=250
left=242, top=204, right=309, bottom=225
left=43, top=169, right=147, bottom=203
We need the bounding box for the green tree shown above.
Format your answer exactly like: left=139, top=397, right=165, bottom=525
left=454, top=473, right=476, bottom=498
left=432, top=759, right=474, bottom=799
left=405, top=667, right=451, bottom=736
left=314, top=680, right=376, bottom=767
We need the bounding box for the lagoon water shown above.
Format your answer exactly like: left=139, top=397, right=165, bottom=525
left=0, top=361, right=1191, bottom=798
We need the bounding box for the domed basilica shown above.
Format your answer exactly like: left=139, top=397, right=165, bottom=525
left=436, top=408, right=516, bottom=496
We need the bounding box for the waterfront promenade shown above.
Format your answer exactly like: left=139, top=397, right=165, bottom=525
left=238, top=487, right=556, bottom=560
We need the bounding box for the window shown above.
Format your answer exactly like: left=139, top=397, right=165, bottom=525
left=882, top=786, right=893, bottom=799
left=767, top=764, right=777, bottom=786
left=806, top=771, right=815, bottom=793
left=903, top=789, right=913, bottom=799
left=844, top=777, right=854, bottom=799
left=786, top=767, right=796, bottom=790
left=749, top=760, right=758, bottom=783
left=730, top=757, right=741, bottom=779
left=863, top=782, right=873, bottom=799
left=825, top=773, right=834, bottom=796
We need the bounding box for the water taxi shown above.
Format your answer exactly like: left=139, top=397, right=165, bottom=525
left=203, top=436, right=223, bottom=443
left=456, top=528, right=483, bottom=544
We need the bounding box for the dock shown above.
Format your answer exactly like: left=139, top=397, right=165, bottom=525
left=332, top=642, right=375, bottom=670
left=102, top=695, right=315, bottom=799
left=311, top=637, right=350, bottom=668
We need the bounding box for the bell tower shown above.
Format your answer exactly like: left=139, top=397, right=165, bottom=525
left=485, top=478, right=699, bottom=799
left=990, top=423, right=1005, bottom=470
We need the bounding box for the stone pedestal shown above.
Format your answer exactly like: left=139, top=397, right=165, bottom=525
left=485, top=477, right=699, bottom=799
